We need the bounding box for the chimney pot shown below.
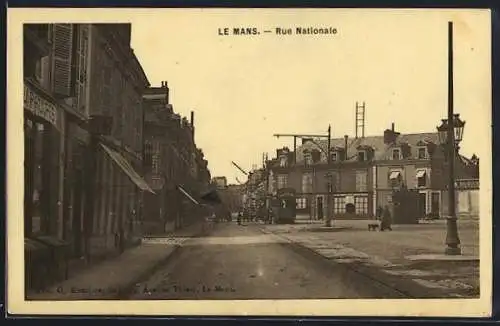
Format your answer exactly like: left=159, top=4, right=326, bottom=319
left=391, top=122, right=395, bottom=131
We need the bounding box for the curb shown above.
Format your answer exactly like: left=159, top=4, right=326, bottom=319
left=117, top=223, right=209, bottom=299
left=259, top=227, right=468, bottom=299
left=28, top=223, right=209, bottom=301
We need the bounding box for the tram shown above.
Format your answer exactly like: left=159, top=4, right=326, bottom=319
left=272, top=188, right=297, bottom=224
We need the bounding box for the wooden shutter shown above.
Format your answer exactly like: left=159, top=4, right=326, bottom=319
left=51, top=24, right=74, bottom=97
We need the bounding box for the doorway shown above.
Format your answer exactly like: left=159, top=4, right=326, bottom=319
left=431, top=192, right=441, bottom=217
left=317, top=197, right=323, bottom=220
left=418, top=192, right=427, bottom=218
left=72, top=169, right=84, bottom=257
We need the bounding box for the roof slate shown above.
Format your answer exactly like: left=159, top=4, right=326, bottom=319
left=294, top=132, right=440, bottom=163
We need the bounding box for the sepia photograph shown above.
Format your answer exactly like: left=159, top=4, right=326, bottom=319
left=7, top=8, right=492, bottom=317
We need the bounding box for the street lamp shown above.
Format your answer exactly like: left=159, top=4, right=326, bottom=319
left=436, top=114, right=465, bottom=147
left=436, top=114, right=465, bottom=255
left=436, top=21, right=465, bottom=256
left=325, top=172, right=333, bottom=227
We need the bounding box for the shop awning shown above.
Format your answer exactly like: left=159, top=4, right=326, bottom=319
left=389, top=171, right=401, bottom=180
left=416, top=170, right=426, bottom=178
left=177, top=185, right=200, bottom=205
left=100, top=143, right=155, bottom=194
left=200, top=189, right=222, bottom=205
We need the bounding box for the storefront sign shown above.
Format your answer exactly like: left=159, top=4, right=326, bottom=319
left=24, top=84, right=58, bottom=128
left=455, top=179, right=479, bottom=190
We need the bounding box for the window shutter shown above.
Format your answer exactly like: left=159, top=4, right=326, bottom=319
left=51, top=24, right=74, bottom=97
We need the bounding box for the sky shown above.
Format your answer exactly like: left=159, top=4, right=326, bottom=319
left=129, top=9, right=491, bottom=185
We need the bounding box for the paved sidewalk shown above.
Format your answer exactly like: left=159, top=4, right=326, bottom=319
left=261, top=219, right=480, bottom=298
left=27, top=221, right=207, bottom=300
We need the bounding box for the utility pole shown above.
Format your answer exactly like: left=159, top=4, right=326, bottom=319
left=326, top=124, right=332, bottom=227
left=264, top=152, right=271, bottom=223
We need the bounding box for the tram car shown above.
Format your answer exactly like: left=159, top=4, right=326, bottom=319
left=272, top=188, right=297, bottom=224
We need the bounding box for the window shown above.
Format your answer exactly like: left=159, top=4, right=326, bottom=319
left=75, top=25, right=89, bottom=113
left=333, top=196, right=346, bottom=214
left=279, top=156, right=287, bottom=167
left=416, top=169, right=427, bottom=187
left=354, top=196, right=369, bottom=215
left=296, top=197, right=307, bottom=209
left=392, top=148, right=401, bottom=160
left=144, top=140, right=153, bottom=167
left=304, top=152, right=312, bottom=166
left=277, top=174, right=288, bottom=189
left=25, top=121, right=50, bottom=236
left=302, top=173, right=313, bottom=193
left=51, top=24, right=74, bottom=97
left=358, top=151, right=366, bottom=162
left=152, top=141, right=161, bottom=174
left=389, top=170, right=403, bottom=188
left=355, top=170, right=368, bottom=192
left=418, top=147, right=427, bottom=159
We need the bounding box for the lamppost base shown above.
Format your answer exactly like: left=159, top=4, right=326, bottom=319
left=445, top=246, right=462, bottom=256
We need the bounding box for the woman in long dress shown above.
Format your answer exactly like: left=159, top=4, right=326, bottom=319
left=381, top=205, right=393, bottom=231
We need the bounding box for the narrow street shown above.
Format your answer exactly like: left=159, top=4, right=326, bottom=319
left=126, top=222, right=408, bottom=300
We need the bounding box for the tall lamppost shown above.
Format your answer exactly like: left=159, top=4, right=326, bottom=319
left=437, top=114, right=465, bottom=255
left=436, top=21, right=466, bottom=255
left=325, top=172, right=334, bottom=227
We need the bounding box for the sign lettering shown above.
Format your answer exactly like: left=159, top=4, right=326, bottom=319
left=24, top=84, right=58, bottom=127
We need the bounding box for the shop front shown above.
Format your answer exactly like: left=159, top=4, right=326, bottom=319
left=24, top=80, right=68, bottom=291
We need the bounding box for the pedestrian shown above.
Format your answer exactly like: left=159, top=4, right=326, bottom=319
left=376, top=206, right=383, bottom=221
left=380, top=205, right=393, bottom=231
left=237, top=211, right=242, bottom=225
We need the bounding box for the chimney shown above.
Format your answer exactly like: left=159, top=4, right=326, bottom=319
left=302, top=138, right=312, bottom=145
left=342, top=135, right=348, bottom=161
left=384, top=123, right=400, bottom=144
left=190, top=111, right=195, bottom=138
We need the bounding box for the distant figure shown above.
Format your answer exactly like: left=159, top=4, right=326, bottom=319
left=381, top=205, right=393, bottom=231
left=376, top=206, right=384, bottom=221
left=237, top=211, right=242, bottom=225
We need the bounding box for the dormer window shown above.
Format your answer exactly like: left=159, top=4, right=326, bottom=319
left=304, top=152, right=312, bottom=167
left=417, top=147, right=428, bottom=159
left=357, top=150, right=366, bottom=162
left=279, top=156, right=287, bottom=167
left=392, top=148, right=401, bottom=160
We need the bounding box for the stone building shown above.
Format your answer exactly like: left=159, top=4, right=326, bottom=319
left=75, top=24, right=152, bottom=258
left=142, top=82, right=211, bottom=234
left=24, top=24, right=91, bottom=290
left=268, top=122, right=478, bottom=220
left=24, top=23, right=153, bottom=267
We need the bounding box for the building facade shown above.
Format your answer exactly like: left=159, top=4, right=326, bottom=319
left=268, top=123, right=479, bottom=220
left=76, top=24, right=152, bottom=258
left=212, top=176, right=228, bottom=189
left=24, top=24, right=89, bottom=263
left=142, top=82, right=211, bottom=234
left=24, top=23, right=153, bottom=268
